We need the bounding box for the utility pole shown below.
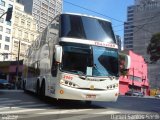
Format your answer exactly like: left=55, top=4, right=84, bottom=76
left=132, top=67, right=134, bottom=95
left=16, top=41, right=20, bottom=89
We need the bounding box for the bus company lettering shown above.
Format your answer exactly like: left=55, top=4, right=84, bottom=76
left=63, top=75, right=73, bottom=80
left=95, top=41, right=117, bottom=48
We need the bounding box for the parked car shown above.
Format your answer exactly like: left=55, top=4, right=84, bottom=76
left=0, top=79, right=14, bottom=89
left=132, top=91, right=144, bottom=97
left=125, top=91, right=133, bottom=96
left=125, top=91, right=144, bottom=97
left=155, top=94, right=160, bottom=98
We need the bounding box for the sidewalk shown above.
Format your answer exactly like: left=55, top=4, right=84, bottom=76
left=120, top=95, right=157, bottom=99
left=143, top=95, right=155, bottom=99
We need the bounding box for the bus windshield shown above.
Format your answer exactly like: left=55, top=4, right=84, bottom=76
left=60, top=44, right=118, bottom=77
left=92, top=46, right=118, bottom=77
left=60, top=14, right=116, bottom=43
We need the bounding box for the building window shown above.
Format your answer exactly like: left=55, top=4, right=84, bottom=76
left=0, top=0, right=5, bottom=6
left=18, top=30, right=22, bottom=36
left=27, top=21, right=31, bottom=29
left=0, top=34, right=2, bottom=40
left=4, top=54, right=8, bottom=59
left=4, top=45, right=9, bottom=50
left=6, top=28, right=11, bottom=34
left=21, top=19, right=25, bottom=26
left=5, top=36, right=10, bottom=42
left=15, top=16, right=19, bottom=24
left=0, top=26, right=3, bottom=31
left=0, top=18, right=4, bottom=23
left=24, top=32, right=28, bottom=39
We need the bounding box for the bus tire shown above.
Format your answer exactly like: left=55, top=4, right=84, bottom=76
left=40, top=80, right=45, bottom=99
left=23, top=80, right=26, bottom=91
left=36, top=80, right=40, bottom=97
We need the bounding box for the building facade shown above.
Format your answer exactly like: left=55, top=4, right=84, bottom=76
left=0, top=0, right=14, bottom=61
left=17, top=0, right=63, bottom=32
left=124, top=0, right=160, bottom=88
left=11, top=2, right=39, bottom=61
left=115, top=35, right=122, bottom=51
left=119, top=50, right=149, bottom=95
left=124, top=5, right=134, bottom=50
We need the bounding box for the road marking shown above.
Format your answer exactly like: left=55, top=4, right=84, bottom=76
left=36, top=109, right=92, bottom=115
left=0, top=104, right=49, bottom=110
left=53, top=110, right=120, bottom=120
left=0, top=98, right=9, bottom=101
left=18, top=109, right=100, bottom=119
left=0, top=103, right=13, bottom=107
left=0, top=108, right=47, bottom=114
left=0, top=100, right=21, bottom=104
left=18, top=102, right=36, bottom=105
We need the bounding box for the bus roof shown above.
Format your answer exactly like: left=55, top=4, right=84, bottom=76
left=62, top=12, right=111, bottom=23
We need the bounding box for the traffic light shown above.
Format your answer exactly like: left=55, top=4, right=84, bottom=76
left=5, top=7, right=13, bottom=22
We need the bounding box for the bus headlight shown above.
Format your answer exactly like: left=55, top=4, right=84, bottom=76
left=106, top=83, right=118, bottom=90
left=60, top=79, right=79, bottom=88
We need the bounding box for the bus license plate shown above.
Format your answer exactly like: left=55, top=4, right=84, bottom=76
left=86, top=94, right=96, bottom=99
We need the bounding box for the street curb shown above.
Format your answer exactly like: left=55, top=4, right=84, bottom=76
left=119, top=95, right=157, bottom=99
left=0, top=90, right=24, bottom=92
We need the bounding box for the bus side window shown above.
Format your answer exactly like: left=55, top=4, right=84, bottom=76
left=51, top=54, right=57, bottom=77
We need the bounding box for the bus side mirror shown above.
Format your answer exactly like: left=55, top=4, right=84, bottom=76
left=55, top=45, right=62, bottom=63
left=119, top=53, right=131, bottom=69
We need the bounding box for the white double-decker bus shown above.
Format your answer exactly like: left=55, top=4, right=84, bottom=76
left=23, top=13, right=123, bottom=103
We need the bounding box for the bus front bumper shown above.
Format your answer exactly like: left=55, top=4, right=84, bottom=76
left=55, top=85, right=119, bottom=102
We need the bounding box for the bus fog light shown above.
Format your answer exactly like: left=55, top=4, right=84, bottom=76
left=65, top=81, right=68, bottom=84
left=69, top=82, right=72, bottom=86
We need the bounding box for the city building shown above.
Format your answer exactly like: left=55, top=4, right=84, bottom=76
left=0, top=0, right=14, bottom=61
left=124, top=5, right=134, bottom=50
left=124, top=0, right=160, bottom=88
left=119, top=50, right=149, bottom=95
left=11, top=2, right=39, bottom=61
left=115, top=35, right=122, bottom=51
left=17, top=0, right=63, bottom=32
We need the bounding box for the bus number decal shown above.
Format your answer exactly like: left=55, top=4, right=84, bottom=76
left=63, top=75, right=73, bottom=80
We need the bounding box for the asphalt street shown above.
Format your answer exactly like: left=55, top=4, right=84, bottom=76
left=0, top=90, right=160, bottom=120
